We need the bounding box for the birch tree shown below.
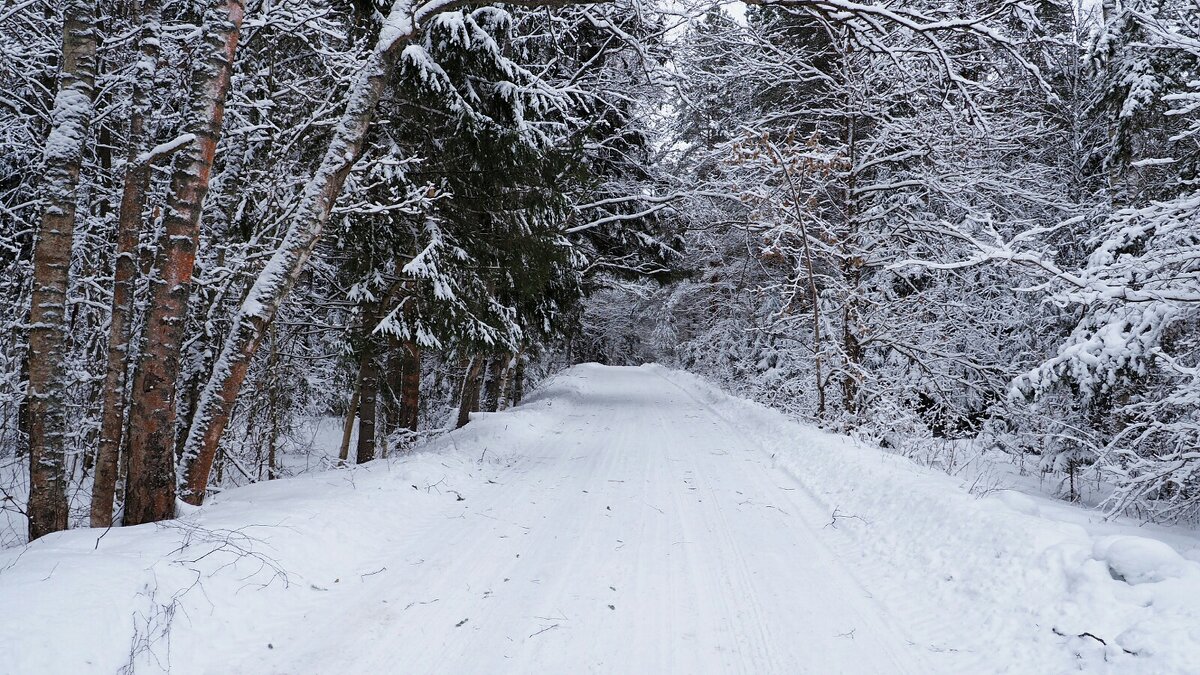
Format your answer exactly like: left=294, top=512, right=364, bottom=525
left=124, top=0, right=246, bottom=525
left=90, top=0, right=167, bottom=528
left=24, top=0, right=98, bottom=540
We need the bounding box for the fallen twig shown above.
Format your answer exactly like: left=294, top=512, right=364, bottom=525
left=825, top=506, right=869, bottom=529
left=1052, top=627, right=1136, bottom=655
left=359, top=566, right=386, bottom=580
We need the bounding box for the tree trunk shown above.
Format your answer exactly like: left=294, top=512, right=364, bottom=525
left=383, top=334, right=403, bottom=449
left=495, top=353, right=513, bottom=411
left=265, top=326, right=281, bottom=480
left=383, top=334, right=421, bottom=449
left=839, top=105, right=862, bottom=421
left=338, top=387, right=360, bottom=463
left=125, top=0, right=245, bottom=523
left=92, top=0, right=163, bottom=529
left=761, top=137, right=825, bottom=419
left=456, top=356, right=485, bottom=429
left=354, top=309, right=380, bottom=464
left=26, top=0, right=99, bottom=540
left=511, top=353, right=527, bottom=406
left=400, top=341, right=420, bottom=432
left=481, top=355, right=506, bottom=413
left=450, top=356, right=469, bottom=407
left=471, top=367, right=483, bottom=413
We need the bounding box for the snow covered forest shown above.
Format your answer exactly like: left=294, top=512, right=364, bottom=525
left=4, top=0, right=1200, bottom=672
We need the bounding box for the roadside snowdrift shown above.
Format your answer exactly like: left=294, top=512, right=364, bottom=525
left=0, top=402, right=552, bottom=673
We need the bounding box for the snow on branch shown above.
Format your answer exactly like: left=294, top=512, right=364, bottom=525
left=132, top=133, right=196, bottom=166
left=743, top=0, right=1052, bottom=106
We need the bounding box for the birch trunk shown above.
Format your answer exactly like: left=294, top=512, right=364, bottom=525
left=91, top=0, right=163, bottom=528
left=124, top=0, right=244, bottom=525
left=338, top=387, right=360, bottom=463
left=495, top=354, right=513, bottom=411
left=26, top=0, right=99, bottom=540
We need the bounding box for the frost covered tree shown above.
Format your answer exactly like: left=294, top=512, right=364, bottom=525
left=177, top=0, right=620, bottom=507
left=1008, top=0, right=1200, bottom=517
left=23, top=0, right=99, bottom=539
left=7, top=0, right=1200, bottom=546
left=650, top=2, right=1070, bottom=454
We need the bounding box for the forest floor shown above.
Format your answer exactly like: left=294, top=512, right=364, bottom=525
left=3, top=364, right=1200, bottom=674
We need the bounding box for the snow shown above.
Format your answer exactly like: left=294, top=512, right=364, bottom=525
left=376, top=3, right=414, bottom=54
left=133, top=133, right=196, bottom=165
left=1093, top=536, right=1190, bottom=585
left=3, top=365, right=1200, bottom=673
left=651, top=367, right=1200, bottom=673
left=42, top=87, right=93, bottom=161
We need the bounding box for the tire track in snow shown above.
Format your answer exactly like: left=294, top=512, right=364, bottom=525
left=207, top=365, right=948, bottom=674
left=650, top=366, right=983, bottom=672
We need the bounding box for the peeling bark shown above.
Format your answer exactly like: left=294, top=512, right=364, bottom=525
left=26, top=0, right=99, bottom=540
left=92, top=0, right=163, bottom=528
left=125, top=0, right=245, bottom=524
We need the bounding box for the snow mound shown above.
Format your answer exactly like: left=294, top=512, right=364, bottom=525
left=988, top=489, right=1041, bottom=516
left=1093, top=535, right=1191, bottom=584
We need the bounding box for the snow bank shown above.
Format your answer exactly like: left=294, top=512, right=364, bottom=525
left=649, top=364, right=1200, bottom=674
left=0, top=392, right=567, bottom=674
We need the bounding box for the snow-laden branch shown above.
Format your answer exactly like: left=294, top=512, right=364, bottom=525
left=132, top=133, right=195, bottom=165
left=744, top=0, right=1051, bottom=105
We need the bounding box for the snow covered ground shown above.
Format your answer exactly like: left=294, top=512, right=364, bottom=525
left=2, top=364, right=1200, bottom=673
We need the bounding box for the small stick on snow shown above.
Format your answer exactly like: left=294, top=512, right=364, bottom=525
left=825, top=506, right=869, bottom=529
left=529, top=624, right=560, bottom=638
left=1052, top=627, right=1136, bottom=655
left=403, top=599, right=439, bottom=611
left=360, top=567, right=386, bottom=580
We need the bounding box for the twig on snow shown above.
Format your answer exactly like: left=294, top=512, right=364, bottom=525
left=1052, top=627, right=1137, bottom=655
left=359, top=566, right=386, bottom=580
left=825, top=506, right=869, bottom=529
left=529, top=623, right=560, bottom=638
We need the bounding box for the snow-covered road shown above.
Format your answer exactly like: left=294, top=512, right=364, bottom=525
left=272, top=364, right=931, bottom=674
left=4, top=364, right=1200, bottom=674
